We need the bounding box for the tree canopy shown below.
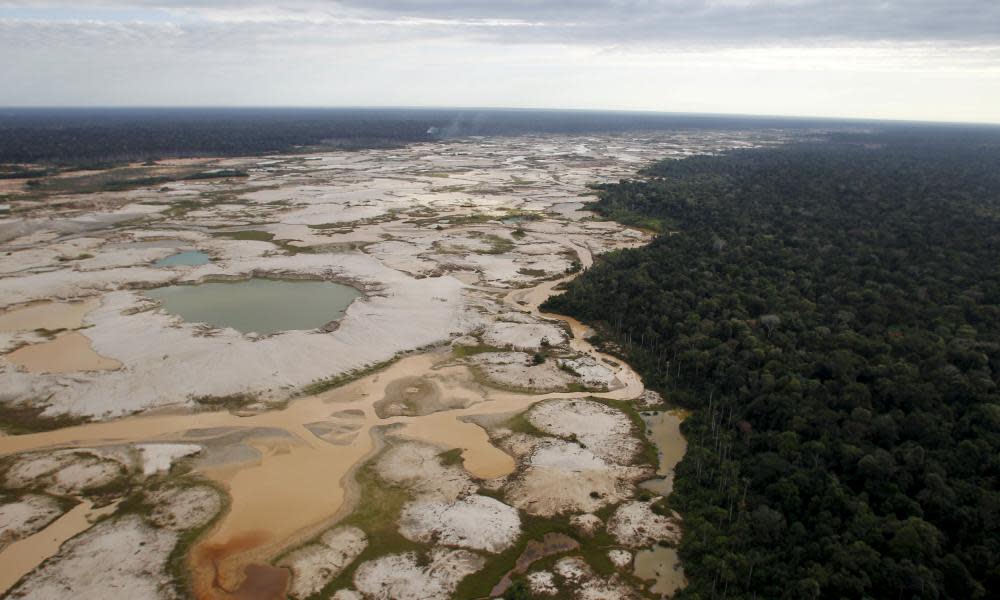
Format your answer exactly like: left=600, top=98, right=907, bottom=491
left=544, top=131, right=1000, bottom=599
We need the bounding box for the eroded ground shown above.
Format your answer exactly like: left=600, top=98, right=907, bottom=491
left=0, top=132, right=776, bottom=599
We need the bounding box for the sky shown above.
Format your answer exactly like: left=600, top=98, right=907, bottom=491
left=1, top=1, right=999, bottom=123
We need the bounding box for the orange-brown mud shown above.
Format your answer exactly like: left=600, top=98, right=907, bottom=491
left=197, top=531, right=291, bottom=600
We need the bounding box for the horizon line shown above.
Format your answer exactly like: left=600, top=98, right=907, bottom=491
left=1, top=105, right=998, bottom=129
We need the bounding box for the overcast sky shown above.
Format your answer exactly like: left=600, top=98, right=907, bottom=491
left=1, top=1, right=998, bottom=123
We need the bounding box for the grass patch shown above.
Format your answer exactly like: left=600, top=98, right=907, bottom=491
left=191, top=393, right=256, bottom=412
left=450, top=343, right=504, bottom=359
left=557, top=362, right=581, bottom=377
left=290, top=462, right=423, bottom=600
left=501, top=411, right=547, bottom=438
left=437, top=448, right=464, bottom=467
left=480, top=234, right=515, bottom=255
left=20, top=166, right=248, bottom=197
left=300, top=356, right=399, bottom=396
left=452, top=509, right=626, bottom=599
left=306, top=222, right=349, bottom=230
left=56, top=253, right=94, bottom=262
left=210, top=230, right=275, bottom=242
left=0, top=402, right=89, bottom=435
left=167, top=479, right=230, bottom=598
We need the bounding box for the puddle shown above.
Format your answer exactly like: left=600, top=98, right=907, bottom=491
left=0, top=299, right=99, bottom=332
left=144, top=278, right=361, bottom=335
left=634, top=545, right=686, bottom=597
left=5, top=332, right=122, bottom=373
left=639, top=410, right=687, bottom=496
left=155, top=251, right=211, bottom=267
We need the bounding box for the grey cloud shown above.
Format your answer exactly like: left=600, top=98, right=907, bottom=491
left=342, top=0, right=1000, bottom=46
left=3, top=1, right=999, bottom=47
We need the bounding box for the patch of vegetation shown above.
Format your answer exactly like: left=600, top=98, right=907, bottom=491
left=556, top=361, right=579, bottom=376
left=0, top=402, right=89, bottom=435
left=290, top=461, right=423, bottom=600
left=210, top=229, right=275, bottom=242
left=18, top=165, right=248, bottom=197
left=429, top=184, right=468, bottom=193
left=306, top=222, right=350, bottom=230
left=453, top=506, right=640, bottom=598
left=191, top=393, right=256, bottom=412
left=182, top=168, right=248, bottom=180
left=300, top=356, right=399, bottom=396
left=166, top=479, right=230, bottom=598
left=32, top=327, right=67, bottom=339
left=501, top=411, right=548, bottom=438
left=0, top=166, right=53, bottom=179
left=55, top=253, right=94, bottom=262
left=437, top=448, right=465, bottom=467
left=480, top=234, right=515, bottom=255
left=451, top=343, right=505, bottom=359
left=517, top=267, right=546, bottom=277
left=409, top=212, right=497, bottom=227
left=502, top=209, right=543, bottom=222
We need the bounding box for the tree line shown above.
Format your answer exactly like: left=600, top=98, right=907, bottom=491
left=543, top=131, right=1000, bottom=599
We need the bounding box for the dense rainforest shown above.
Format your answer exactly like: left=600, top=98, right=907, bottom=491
left=543, top=131, right=1000, bottom=599
left=0, top=107, right=864, bottom=165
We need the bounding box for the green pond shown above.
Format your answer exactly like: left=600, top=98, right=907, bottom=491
left=145, top=278, right=361, bottom=334
left=155, top=251, right=211, bottom=267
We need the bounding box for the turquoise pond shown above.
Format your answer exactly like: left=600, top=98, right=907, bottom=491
left=144, top=278, right=362, bottom=335
left=155, top=251, right=212, bottom=267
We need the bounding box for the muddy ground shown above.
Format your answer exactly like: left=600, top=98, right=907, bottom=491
left=0, top=131, right=781, bottom=599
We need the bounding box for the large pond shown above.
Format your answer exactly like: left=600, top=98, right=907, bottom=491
left=145, top=278, right=361, bottom=335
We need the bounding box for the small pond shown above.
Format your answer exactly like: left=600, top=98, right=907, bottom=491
left=144, top=278, right=361, bottom=334
left=639, top=410, right=688, bottom=496
left=155, top=251, right=212, bottom=267
left=634, top=545, right=686, bottom=596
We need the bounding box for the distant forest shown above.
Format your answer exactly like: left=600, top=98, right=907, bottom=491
left=1, top=107, right=871, bottom=165
left=543, top=130, right=1000, bottom=598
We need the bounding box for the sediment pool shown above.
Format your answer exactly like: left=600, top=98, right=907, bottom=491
left=144, top=278, right=361, bottom=335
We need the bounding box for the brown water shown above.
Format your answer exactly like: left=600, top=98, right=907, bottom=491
left=0, top=238, right=653, bottom=599
left=634, top=545, right=686, bottom=598
left=0, top=499, right=120, bottom=594
left=640, top=409, right=688, bottom=496
left=5, top=332, right=122, bottom=373
left=0, top=299, right=99, bottom=332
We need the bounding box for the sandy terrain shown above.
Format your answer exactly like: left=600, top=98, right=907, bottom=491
left=4, top=515, right=179, bottom=600
left=398, top=494, right=521, bottom=553
left=353, top=548, right=485, bottom=599
left=0, top=494, right=64, bottom=551
left=280, top=526, right=367, bottom=599
left=0, top=131, right=775, bottom=599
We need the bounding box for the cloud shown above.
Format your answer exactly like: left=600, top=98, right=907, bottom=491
left=2, top=1, right=999, bottom=47
left=0, top=1, right=997, bottom=123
